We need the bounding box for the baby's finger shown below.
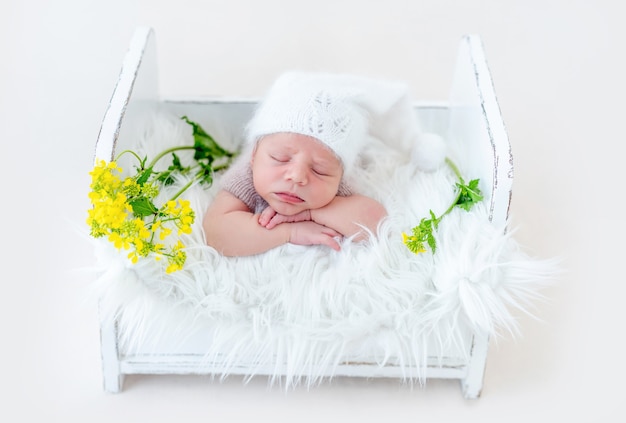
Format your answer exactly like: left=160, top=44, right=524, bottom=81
left=323, top=235, right=341, bottom=251
left=321, top=227, right=341, bottom=238
left=258, top=207, right=276, bottom=227
left=265, top=214, right=284, bottom=229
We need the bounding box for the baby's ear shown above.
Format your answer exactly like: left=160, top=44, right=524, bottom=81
left=247, top=142, right=259, bottom=165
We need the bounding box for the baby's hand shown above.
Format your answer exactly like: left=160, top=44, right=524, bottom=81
left=258, top=207, right=311, bottom=229
left=289, top=221, right=342, bottom=251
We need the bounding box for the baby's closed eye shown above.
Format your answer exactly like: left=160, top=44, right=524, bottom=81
left=270, top=154, right=290, bottom=162
left=312, top=167, right=330, bottom=176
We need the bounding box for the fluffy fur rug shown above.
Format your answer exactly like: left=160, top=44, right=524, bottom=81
left=91, top=110, right=556, bottom=386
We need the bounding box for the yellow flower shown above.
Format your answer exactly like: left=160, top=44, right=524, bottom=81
left=133, top=218, right=151, bottom=239
left=159, top=226, right=172, bottom=241
left=133, top=238, right=144, bottom=251
left=165, top=242, right=187, bottom=274
left=122, top=178, right=141, bottom=197
left=178, top=225, right=192, bottom=235
left=402, top=232, right=426, bottom=254
left=127, top=250, right=139, bottom=264
left=164, top=200, right=178, bottom=215
left=108, top=232, right=130, bottom=250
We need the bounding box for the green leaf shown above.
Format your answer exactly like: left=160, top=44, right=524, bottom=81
left=455, top=178, right=483, bottom=211
left=181, top=116, right=234, bottom=160
left=136, top=166, right=153, bottom=186
left=156, top=170, right=175, bottom=186
left=129, top=198, right=158, bottom=217
left=196, top=161, right=214, bottom=185
left=427, top=231, right=437, bottom=253
left=170, top=153, right=184, bottom=170
left=429, top=210, right=439, bottom=229
left=156, top=153, right=191, bottom=186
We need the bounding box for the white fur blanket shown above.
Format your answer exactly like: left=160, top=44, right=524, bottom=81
left=91, top=111, right=554, bottom=386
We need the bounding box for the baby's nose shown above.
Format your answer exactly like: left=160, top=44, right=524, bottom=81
left=286, top=163, right=308, bottom=184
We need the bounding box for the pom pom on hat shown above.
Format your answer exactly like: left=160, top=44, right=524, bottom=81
left=412, top=132, right=448, bottom=172
left=246, top=72, right=369, bottom=175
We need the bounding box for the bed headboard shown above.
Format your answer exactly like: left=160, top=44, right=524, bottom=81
left=447, top=35, right=513, bottom=227
left=94, top=27, right=158, bottom=163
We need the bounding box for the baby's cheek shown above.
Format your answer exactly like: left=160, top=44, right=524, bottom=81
left=310, top=186, right=337, bottom=209
left=253, top=174, right=272, bottom=195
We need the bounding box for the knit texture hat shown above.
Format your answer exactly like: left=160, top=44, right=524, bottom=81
left=246, top=72, right=370, bottom=176
left=245, top=71, right=445, bottom=178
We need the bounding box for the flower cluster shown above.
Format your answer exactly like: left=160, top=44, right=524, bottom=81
left=87, top=160, right=195, bottom=273
left=87, top=116, right=234, bottom=273
left=403, top=158, right=483, bottom=255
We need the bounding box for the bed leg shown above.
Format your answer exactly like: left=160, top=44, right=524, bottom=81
left=99, top=312, right=124, bottom=393
left=461, top=330, right=489, bottom=399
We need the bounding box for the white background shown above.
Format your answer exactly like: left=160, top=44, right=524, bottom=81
left=1, top=0, right=623, bottom=421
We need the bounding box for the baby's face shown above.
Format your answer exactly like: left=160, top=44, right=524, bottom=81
left=251, top=133, right=343, bottom=216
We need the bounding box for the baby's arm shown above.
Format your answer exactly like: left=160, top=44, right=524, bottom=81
left=262, top=194, right=387, bottom=241
left=311, top=195, right=387, bottom=240
left=203, top=190, right=342, bottom=256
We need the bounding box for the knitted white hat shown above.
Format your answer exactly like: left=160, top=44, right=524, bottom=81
left=246, top=71, right=446, bottom=177
left=246, top=72, right=369, bottom=175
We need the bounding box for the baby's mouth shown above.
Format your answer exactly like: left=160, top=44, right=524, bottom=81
left=275, top=192, right=304, bottom=203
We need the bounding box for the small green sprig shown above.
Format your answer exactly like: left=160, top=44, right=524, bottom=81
left=403, top=158, right=483, bottom=255
left=122, top=116, right=236, bottom=201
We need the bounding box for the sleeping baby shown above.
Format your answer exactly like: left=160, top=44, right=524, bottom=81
left=203, top=71, right=443, bottom=256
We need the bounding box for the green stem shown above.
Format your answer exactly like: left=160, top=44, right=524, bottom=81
left=445, top=157, right=462, bottom=180
left=438, top=157, right=464, bottom=219
left=441, top=191, right=462, bottom=218
left=147, top=146, right=196, bottom=169
left=213, top=160, right=234, bottom=172
left=115, top=149, right=143, bottom=164
left=168, top=174, right=200, bottom=202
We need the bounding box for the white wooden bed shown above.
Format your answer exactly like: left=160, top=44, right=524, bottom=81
left=92, top=27, right=520, bottom=399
